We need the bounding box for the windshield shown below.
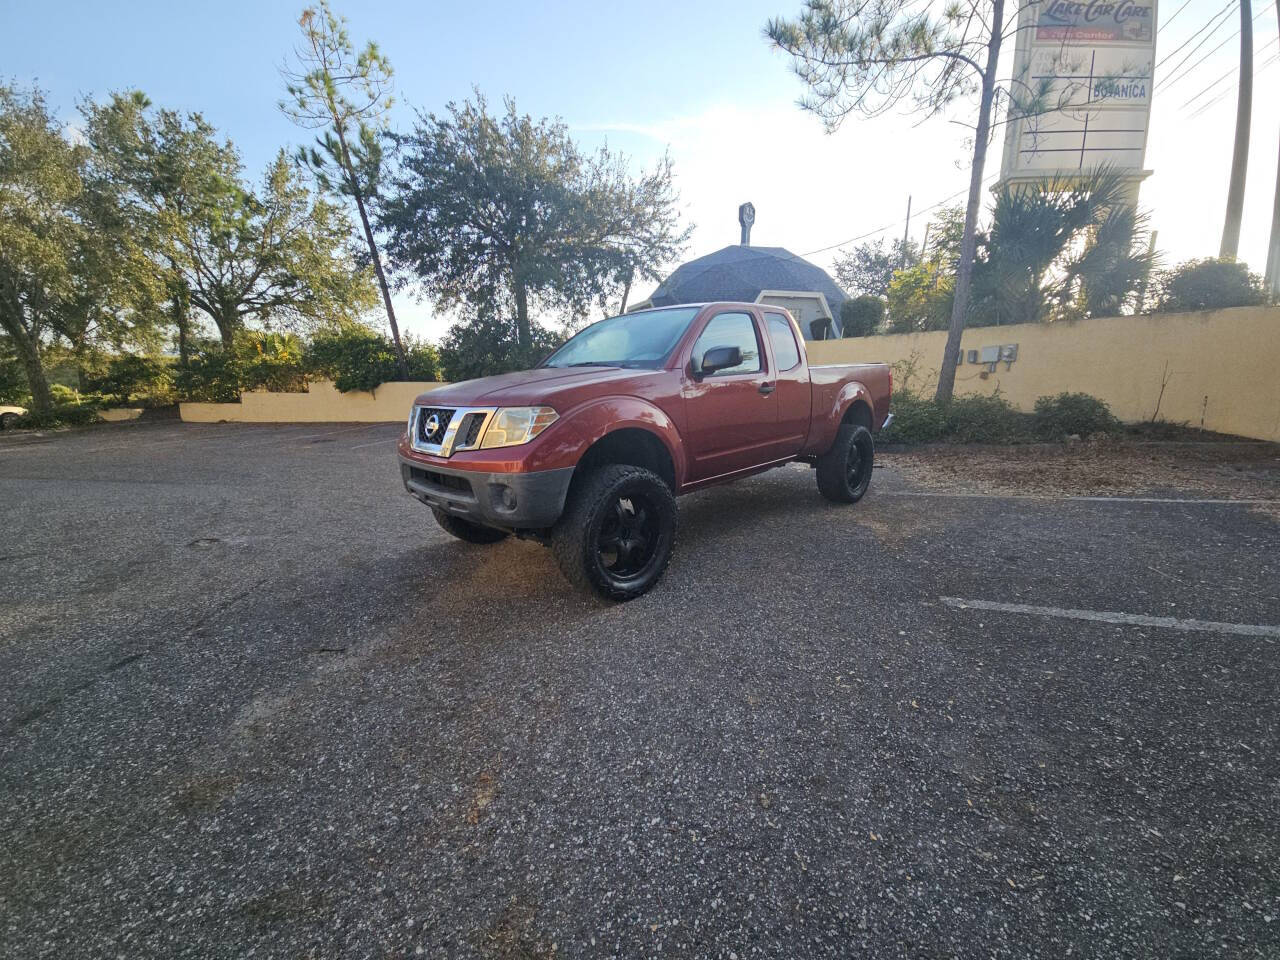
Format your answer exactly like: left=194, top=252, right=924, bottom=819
left=542, top=307, right=700, bottom=369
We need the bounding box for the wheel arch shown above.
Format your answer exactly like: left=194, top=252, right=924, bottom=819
left=841, top=396, right=874, bottom=430
left=574, top=426, right=678, bottom=492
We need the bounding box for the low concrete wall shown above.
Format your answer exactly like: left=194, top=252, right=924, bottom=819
left=180, top=380, right=447, bottom=423
left=807, top=305, right=1280, bottom=442
left=99, top=407, right=143, bottom=422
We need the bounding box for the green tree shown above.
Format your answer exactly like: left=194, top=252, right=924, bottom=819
left=886, top=260, right=954, bottom=333
left=1155, top=258, right=1266, bottom=313
left=840, top=294, right=886, bottom=336
left=380, top=94, right=689, bottom=357
left=86, top=94, right=376, bottom=350
left=970, top=172, right=1150, bottom=325
left=0, top=334, right=27, bottom=402
left=0, top=86, right=156, bottom=415
left=833, top=237, right=916, bottom=298
left=970, top=171, right=1153, bottom=325
left=768, top=0, right=1022, bottom=400
left=281, top=1, right=407, bottom=377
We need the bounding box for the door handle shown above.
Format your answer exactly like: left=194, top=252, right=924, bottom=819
left=758, top=382, right=775, bottom=396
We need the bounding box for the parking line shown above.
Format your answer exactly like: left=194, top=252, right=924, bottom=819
left=879, top=491, right=1280, bottom=505
left=349, top=437, right=398, bottom=449
left=940, top=597, right=1280, bottom=640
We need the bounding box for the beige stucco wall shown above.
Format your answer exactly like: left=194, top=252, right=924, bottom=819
left=179, top=380, right=447, bottom=423
left=806, top=306, right=1280, bottom=442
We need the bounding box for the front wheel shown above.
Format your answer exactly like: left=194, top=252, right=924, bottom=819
left=432, top=508, right=509, bottom=544
left=816, top=424, right=875, bottom=503
left=551, top=464, right=677, bottom=601
left=0, top=412, right=19, bottom=431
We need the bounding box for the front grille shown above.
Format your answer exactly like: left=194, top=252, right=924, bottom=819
left=457, top=412, right=486, bottom=448
left=416, top=407, right=455, bottom=446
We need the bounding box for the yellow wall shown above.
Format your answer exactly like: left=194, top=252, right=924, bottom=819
left=807, top=305, right=1280, bottom=442
left=179, top=379, right=447, bottom=423
left=180, top=307, right=1280, bottom=440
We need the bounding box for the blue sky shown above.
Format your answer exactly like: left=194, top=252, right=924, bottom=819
left=3, top=0, right=1276, bottom=338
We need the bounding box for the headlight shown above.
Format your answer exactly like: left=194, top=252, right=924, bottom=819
left=480, top=406, right=559, bottom=449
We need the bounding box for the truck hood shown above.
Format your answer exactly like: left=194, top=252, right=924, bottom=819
left=416, top=366, right=665, bottom=409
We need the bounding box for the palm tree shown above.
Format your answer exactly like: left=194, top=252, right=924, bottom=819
left=970, top=170, right=1153, bottom=325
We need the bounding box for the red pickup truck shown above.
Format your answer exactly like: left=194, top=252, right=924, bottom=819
left=398, top=302, right=891, bottom=599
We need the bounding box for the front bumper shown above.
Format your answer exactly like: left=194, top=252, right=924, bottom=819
left=399, top=455, right=575, bottom=531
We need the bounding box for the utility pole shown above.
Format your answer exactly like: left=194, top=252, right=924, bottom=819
left=1220, top=0, right=1254, bottom=259
left=1266, top=0, right=1280, bottom=297
left=900, top=195, right=912, bottom=266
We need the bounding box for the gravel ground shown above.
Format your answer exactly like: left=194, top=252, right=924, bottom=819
left=2, top=423, right=1278, bottom=959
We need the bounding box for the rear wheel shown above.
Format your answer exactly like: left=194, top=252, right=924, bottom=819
left=551, top=464, right=677, bottom=601
left=0, top=412, right=18, bottom=431
left=816, top=424, right=875, bottom=503
left=432, top=508, right=509, bottom=544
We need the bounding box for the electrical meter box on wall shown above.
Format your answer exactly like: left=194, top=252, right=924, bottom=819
left=1000, top=344, right=1018, bottom=362
left=980, top=345, right=1000, bottom=364
left=967, top=349, right=979, bottom=364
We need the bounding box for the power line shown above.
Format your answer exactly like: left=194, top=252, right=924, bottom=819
left=1156, top=0, right=1238, bottom=70
left=1158, top=0, right=1196, bottom=34
left=1157, top=1, right=1241, bottom=80
left=799, top=174, right=998, bottom=259
left=1178, top=35, right=1280, bottom=108
left=1187, top=51, right=1280, bottom=119
left=1161, top=4, right=1273, bottom=90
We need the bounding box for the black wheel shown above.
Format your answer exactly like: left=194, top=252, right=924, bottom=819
left=0, top=412, right=18, bottom=431
left=551, top=464, right=677, bottom=601
left=432, top=508, right=509, bottom=544
left=816, top=424, right=875, bottom=503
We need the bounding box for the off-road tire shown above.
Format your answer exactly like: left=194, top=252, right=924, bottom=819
left=0, top=412, right=18, bottom=431
left=816, top=423, right=875, bottom=503
left=550, top=464, right=677, bottom=601
left=432, top=508, right=509, bottom=544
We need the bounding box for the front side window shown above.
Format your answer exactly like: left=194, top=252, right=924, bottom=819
left=542, top=307, right=700, bottom=369
left=765, top=313, right=801, bottom=370
left=692, top=312, right=762, bottom=376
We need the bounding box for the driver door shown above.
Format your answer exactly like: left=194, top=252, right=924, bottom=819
left=682, top=309, right=777, bottom=481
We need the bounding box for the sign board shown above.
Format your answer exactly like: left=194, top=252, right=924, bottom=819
left=1035, top=0, right=1154, bottom=43
left=999, top=0, right=1157, bottom=184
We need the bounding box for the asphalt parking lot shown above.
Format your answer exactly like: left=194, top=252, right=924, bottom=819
left=2, top=422, right=1278, bottom=959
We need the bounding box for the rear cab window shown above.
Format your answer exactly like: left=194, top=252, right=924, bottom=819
left=764, top=313, right=801, bottom=371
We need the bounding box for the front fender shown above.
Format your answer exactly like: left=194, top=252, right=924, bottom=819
left=552, top=396, right=688, bottom=487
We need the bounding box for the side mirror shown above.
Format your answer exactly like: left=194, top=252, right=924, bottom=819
left=697, top=345, right=742, bottom=377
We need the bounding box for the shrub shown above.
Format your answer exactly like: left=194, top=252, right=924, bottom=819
left=1033, top=392, right=1120, bottom=439
left=0, top=341, right=26, bottom=403
left=14, top=404, right=102, bottom=429
left=238, top=332, right=307, bottom=393
left=840, top=295, right=886, bottom=337
left=881, top=389, right=1031, bottom=444
left=944, top=393, right=1030, bottom=443
left=86, top=354, right=173, bottom=406
left=1155, top=258, right=1265, bottom=313
left=175, top=347, right=244, bottom=403
left=438, top=315, right=562, bottom=382
left=307, top=327, right=439, bottom=393
left=880, top=390, right=948, bottom=444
